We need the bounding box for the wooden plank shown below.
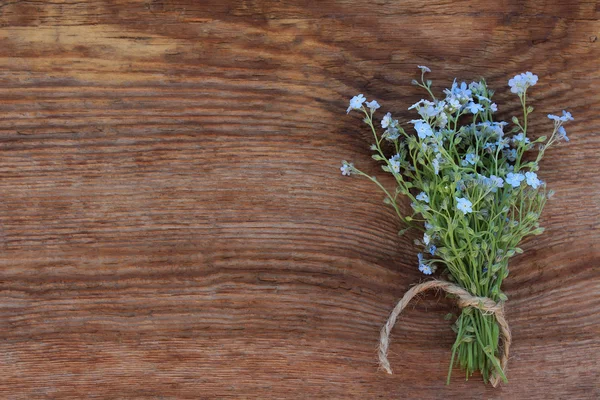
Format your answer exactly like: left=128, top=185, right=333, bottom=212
left=0, top=1, right=598, bottom=398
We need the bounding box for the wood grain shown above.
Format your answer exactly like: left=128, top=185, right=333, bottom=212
left=0, top=1, right=599, bottom=398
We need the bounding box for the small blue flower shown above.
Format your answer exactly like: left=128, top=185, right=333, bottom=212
left=347, top=94, right=366, bottom=114
left=432, top=157, right=440, bottom=175
left=466, top=102, right=484, bottom=114
left=462, top=153, right=479, bottom=166
left=513, top=132, right=530, bottom=144
left=490, top=103, right=498, bottom=112
left=423, top=233, right=431, bottom=246
left=508, top=72, right=538, bottom=95
left=506, top=172, right=525, bottom=188
left=489, top=175, right=504, bottom=192
left=547, top=113, right=561, bottom=122
left=365, top=100, right=380, bottom=112
left=428, top=244, right=437, bottom=256
left=388, top=154, right=401, bottom=174
left=525, top=171, right=542, bottom=189
left=455, top=197, right=473, bottom=214
left=340, top=162, right=354, bottom=176
left=418, top=253, right=433, bottom=275
left=557, top=126, right=570, bottom=142
left=504, top=148, right=517, bottom=162
left=561, top=110, right=574, bottom=122
left=411, top=120, right=434, bottom=139
left=483, top=142, right=497, bottom=152
left=416, top=191, right=430, bottom=204
left=381, top=112, right=393, bottom=128
left=417, top=65, right=431, bottom=73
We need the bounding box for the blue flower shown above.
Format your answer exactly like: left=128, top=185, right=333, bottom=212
left=483, top=142, right=497, bottom=152
left=557, top=126, right=570, bottom=142
left=347, top=94, right=366, bottom=113
left=388, top=154, right=401, bottom=174
left=489, top=175, right=504, bottom=192
left=432, top=156, right=441, bottom=175
left=418, top=253, right=433, bottom=275
left=508, top=72, right=538, bottom=95
left=525, top=171, right=542, bottom=189
left=462, top=153, right=479, bottom=166
left=381, top=112, right=393, bottom=128
left=428, top=244, right=437, bottom=256
left=417, top=65, right=431, bottom=73
left=340, top=162, right=354, bottom=176
left=505, top=172, right=525, bottom=188
left=504, top=148, right=517, bottom=162
left=411, top=120, right=434, bottom=139
left=365, top=100, right=380, bottom=112
left=466, top=102, right=484, bottom=114
left=423, top=233, right=431, bottom=246
left=455, top=197, right=473, bottom=214
left=547, top=113, right=561, bottom=122
left=513, top=132, right=530, bottom=144
left=416, top=191, right=430, bottom=204
left=561, top=110, right=574, bottom=122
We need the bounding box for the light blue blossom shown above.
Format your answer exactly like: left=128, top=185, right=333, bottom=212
left=408, top=99, right=424, bottom=111
left=389, top=154, right=401, bottom=173
left=432, top=155, right=441, bottom=175
left=340, top=162, right=353, bottom=176
left=467, top=102, right=484, bottom=114
left=418, top=253, right=433, bottom=275
left=525, top=171, right=542, bottom=189
left=470, top=82, right=484, bottom=93
left=461, top=153, right=479, bottom=166
left=512, top=132, right=530, bottom=144
left=456, top=197, right=473, bottom=214
left=428, top=244, right=437, bottom=256
left=561, top=110, right=574, bottom=121
left=490, top=103, right=498, bottom=112
left=347, top=94, right=366, bottom=114
left=435, top=109, right=448, bottom=128
left=558, top=126, right=569, bottom=142
left=505, top=172, right=525, bottom=188
left=445, top=97, right=461, bottom=111
left=423, top=232, right=431, bottom=246
left=416, top=191, right=430, bottom=204
left=412, top=120, right=434, bottom=139
left=365, top=100, right=380, bottom=112
left=547, top=113, right=560, bottom=122
left=548, top=110, right=574, bottom=123
left=508, top=72, right=538, bottom=95
left=504, top=148, right=517, bottom=162
left=418, top=65, right=431, bottom=73
left=483, top=142, right=496, bottom=152
left=444, top=81, right=473, bottom=103
left=489, top=175, right=504, bottom=192
left=381, top=112, right=393, bottom=128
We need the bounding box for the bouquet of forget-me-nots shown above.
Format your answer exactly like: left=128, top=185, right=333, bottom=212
left=341, top=67, right=572, bottom=386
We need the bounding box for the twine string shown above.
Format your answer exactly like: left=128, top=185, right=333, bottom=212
left=378, top=279, right=511, bottom=387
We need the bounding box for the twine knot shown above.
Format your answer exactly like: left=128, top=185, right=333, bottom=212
left=378, top=279, right=511, bottom=387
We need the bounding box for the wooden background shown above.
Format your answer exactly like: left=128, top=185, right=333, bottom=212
left=0, top=1, right=598, bottom=398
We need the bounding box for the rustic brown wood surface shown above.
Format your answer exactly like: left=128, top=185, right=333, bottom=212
left=0, top=1, right=599, bottom=399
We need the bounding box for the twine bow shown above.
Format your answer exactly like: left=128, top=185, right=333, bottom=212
left=378, top=279, right=511, bottom=387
